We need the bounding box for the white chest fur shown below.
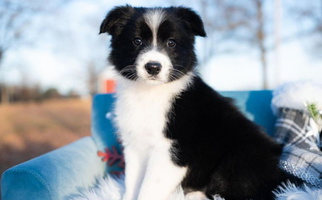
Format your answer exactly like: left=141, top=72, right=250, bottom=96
left=114, top=73, right=193, bottom=200
left=114, top=74, right=193, bottom=150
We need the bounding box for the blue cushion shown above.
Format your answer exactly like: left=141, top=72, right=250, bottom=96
left=1, top=137, right=106, bottom=200
left=219, top=90, right=276, bottom=136
left=91, top=94, right=117, bottom=150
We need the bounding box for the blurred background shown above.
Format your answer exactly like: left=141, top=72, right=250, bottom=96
left=0, top=0, right=322, bottom=184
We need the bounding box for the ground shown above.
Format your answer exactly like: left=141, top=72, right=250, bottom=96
left=0, top=98, right=91, bottom=178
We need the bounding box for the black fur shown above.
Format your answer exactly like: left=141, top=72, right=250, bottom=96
left=101, top=5, right=289, bottom=200
left=167, top=76, right=286, bottom=200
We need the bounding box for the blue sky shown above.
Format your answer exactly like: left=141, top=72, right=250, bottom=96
left=1, top=0, right=322, bottom=95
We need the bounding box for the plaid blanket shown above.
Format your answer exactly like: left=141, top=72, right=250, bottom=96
left=275, top=108, right=322, bottom=187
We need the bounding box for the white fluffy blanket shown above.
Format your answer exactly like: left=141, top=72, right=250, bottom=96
left=271, top=80, right=322, bottom=116
left=71, top=176, right=322, bottom=200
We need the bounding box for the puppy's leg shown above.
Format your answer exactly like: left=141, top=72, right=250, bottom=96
left=122, top=147, right=148, bottom=200
left=186, top=191, right=208, bottom=200
left=137, top=147, right=187, bottom=200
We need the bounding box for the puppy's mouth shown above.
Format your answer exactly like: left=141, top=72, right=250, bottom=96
left=142, top=75, right=167, bottom=85
left=147, top=76, right=158, bottom=80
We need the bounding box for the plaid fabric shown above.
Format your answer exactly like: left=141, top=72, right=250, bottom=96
left=280, top=146, right=322, bottom=187
left=275, top=108, right=322, bottom=187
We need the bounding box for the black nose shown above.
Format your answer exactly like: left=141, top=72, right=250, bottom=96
left=145, top=62, right=162, bottom=76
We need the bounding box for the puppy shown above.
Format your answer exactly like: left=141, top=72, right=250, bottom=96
left=100, top=5, right=286, bottom=200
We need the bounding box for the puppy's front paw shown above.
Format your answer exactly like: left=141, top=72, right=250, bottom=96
left=122, top=193, right=134, bottom=200
left=185, top=191, right=208, bottom=200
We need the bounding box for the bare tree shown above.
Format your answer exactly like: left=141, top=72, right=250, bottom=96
left=0, top=0, right=42, bottom=103
left=254, top=0, right=268, bottom=89
left=86, top=61, right=99, bottom=96
left=195, top=0, right=274, bottom=89
left=0, top=0, right=64, bottom=67
left=0, top=0, right=71, bottom=103
left=197, top=0, right=255, bottom=66
left=43, top=3, right=108, bottom=96
left=287, top=0, right=322, bottom=58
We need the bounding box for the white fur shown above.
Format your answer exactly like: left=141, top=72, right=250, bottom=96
left=70, top=176, right=125, bottom=200
left=144, top=9, right=165, bottom=46
left=114, top=71, right=194, bottom=200
left=136, top=48, right=172, bottom=84
left=136, top=145, right=187, bottom=200
left=274, top=182, right=322, bottom=200
left=271, top=80, right=322, bottom=116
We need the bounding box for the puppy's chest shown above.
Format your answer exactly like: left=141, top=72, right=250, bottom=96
left=115, top=88, right=175, bottom=146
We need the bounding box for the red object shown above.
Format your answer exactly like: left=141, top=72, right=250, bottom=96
left=104, top=80, right=116, bottom=93
left=97, top=146, right=125, bottom=176
left=97, top=146, right=125, bottom=168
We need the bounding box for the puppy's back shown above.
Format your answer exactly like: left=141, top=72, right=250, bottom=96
left=166, top=76, right=285, bottom=200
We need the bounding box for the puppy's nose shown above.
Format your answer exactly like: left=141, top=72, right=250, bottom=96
left=145, top=62, right=162, bottom=76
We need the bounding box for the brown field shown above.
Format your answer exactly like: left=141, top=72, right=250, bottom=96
left=0, top=98, right=92, bottom=177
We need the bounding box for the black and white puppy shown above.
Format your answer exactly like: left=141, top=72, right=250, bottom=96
left=100, top=5, right=285, bottom=200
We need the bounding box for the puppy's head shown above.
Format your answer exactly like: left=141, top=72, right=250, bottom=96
left=100, top=5, right=206, bottom=84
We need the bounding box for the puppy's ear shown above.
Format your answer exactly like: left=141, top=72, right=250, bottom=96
left=175, top=7, right=206, bottom=37
left=99, top=5, right=134, bottom=35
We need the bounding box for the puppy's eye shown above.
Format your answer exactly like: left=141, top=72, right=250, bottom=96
left=167, top=39, right=176, bottom=48
left=133, top=37, right=142, bottom=46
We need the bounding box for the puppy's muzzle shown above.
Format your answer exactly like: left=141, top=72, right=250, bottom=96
left=145, top=62, right=162, bottom=76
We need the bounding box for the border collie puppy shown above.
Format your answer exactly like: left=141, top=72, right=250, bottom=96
left=100, top=5, right=285, bottom=200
